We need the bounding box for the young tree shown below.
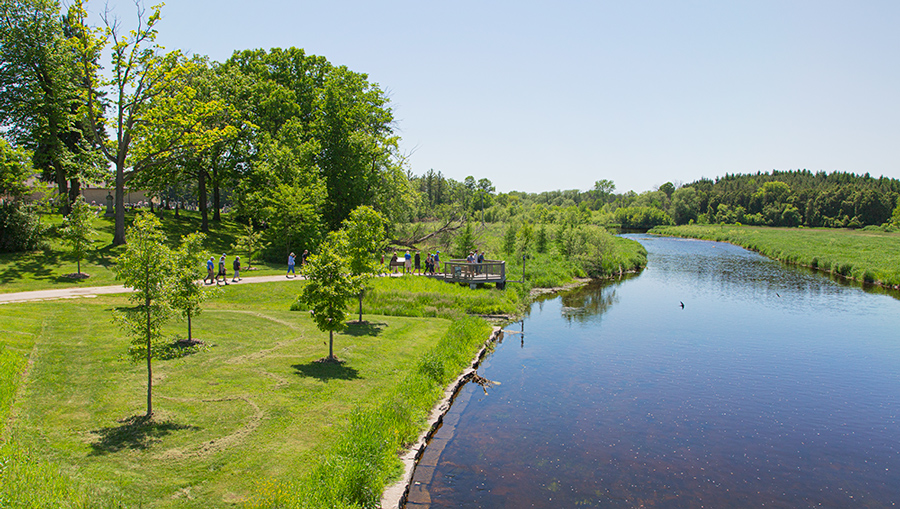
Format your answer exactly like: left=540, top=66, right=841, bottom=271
left=114, top=212, right=173, bottom=417
left=170, top=232, right=215, bottom=343
left=59, top=195, right=97, bottom=276
left=343, top=205, right=386, bottom=322
left=300, top=231, right=358, bottom=363
left=231, top=219, right=269, bottom=269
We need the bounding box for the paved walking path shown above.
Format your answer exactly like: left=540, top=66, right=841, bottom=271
left=0, top=274, right=312, bottom=304
left=0, top=271, right=425, bottom=305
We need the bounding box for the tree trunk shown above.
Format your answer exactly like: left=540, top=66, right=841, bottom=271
left=212, top=178, right=221, bottom=222
left=77, top=258, right=81, bottom=275
left=358, top=291, right=364, bottom=322
left=113, top=161, right=126, bottom=245
left=328, top=330, right=334, bottom=360
left=145, top=297, right=153, bottom=418
left=68, top=178, right=80, bottom=209
left=187, top=308, right=193, bottom=342
left=199, top=169, right=209, bottom=233
left=54, top=161, right=69, bottom=215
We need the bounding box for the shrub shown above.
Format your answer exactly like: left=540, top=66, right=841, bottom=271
left=0, top=202, right=46, bottom=253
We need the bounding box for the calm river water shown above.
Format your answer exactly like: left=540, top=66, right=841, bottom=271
left=405, top=234, right=900, bottom=508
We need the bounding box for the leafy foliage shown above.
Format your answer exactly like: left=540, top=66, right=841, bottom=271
left=59, top=196, right=96, bottom=274
left=113, top=213, right=174, bottom=416
left=299, top=231, right=360, bottom=360
left=0, top=201, right=46, bottom=253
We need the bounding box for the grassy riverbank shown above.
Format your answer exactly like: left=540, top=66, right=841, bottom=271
left=0, top=278, right=496, bottom=508
left=650, top=224, right=900, bottom=288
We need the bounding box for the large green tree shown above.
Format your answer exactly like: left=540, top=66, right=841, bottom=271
left=0, top=0, right=100, bottom=213
left=72, top=1, right=234, bottom=244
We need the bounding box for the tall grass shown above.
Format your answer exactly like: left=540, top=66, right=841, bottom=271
left=291, top=276, right=526, bottom=318
left=650, top=224, right=900, bottom=287
left=247, top=316, right=492, bottom=509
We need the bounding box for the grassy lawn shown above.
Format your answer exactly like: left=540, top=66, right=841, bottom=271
left=0, top=280, right=486, bottom=508
left=0, top=211, right=288, bottom=295
left=650, top=224, right=900, bottom=287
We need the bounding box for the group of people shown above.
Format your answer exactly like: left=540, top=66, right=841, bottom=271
left=385, top=250, right=441, bottom=275
left=286, top=249, right=309, bottom=278
left=203, top=253, right=242, bottom=285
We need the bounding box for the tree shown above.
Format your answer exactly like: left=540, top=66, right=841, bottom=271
left=0, top=139, right=33, bottom=199
left=343, top=205, right=386, bottom=323
left=72, top=1, right=235, bottom=244
left=59, top=195, right=96, bottom=275
left=169, top=232, right=214, bottom=344
left=299, top=231, right=358, bottom=363
left=113, top=212, right=173, bottom=417
left=232, top=219, right=269, bottom=269
left=0, top=0, right=100, bottom=213
left=671, top=186, right=701, bottom=225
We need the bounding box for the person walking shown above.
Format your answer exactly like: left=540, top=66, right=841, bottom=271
left=287, top=252, right=296, bottom=278
left=404, top=250, right=412, bottom=274
left=414, top=251, right=421, bottom=275
left=232, top=256, right=242, bottom=282
left=434, top=251, right=441, bottom=274
left=301, top=249, right=309, bottom=266
left=217, top=254, right=229, bottom=285
left=204, top=256, right=215, bottom=284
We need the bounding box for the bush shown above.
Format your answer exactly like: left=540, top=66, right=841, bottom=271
left=0, top=202, right=46, bottom=253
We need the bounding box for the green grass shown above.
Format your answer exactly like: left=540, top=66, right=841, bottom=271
left=650, top=224, right=900, bottom=287
left=0, top=210, right=287, bottom=295
left=292, top=275, right=527, bottom=319
left=0, top=281, right=486, bottom=508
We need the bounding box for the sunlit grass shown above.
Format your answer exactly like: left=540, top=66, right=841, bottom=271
left=650, top=224, right=900, bottom=287
left=0, top=282, right=474, bottom=507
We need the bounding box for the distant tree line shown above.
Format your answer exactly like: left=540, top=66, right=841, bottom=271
left=404, top=170, right=900, bottom=231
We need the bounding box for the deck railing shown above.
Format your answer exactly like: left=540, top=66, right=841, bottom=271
left=441, top=259, right=506, bottom=287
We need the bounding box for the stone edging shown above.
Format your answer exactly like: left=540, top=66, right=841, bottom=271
left=379, top=327, right=504, bottom=509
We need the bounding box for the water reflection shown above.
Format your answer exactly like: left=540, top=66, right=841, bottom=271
left=405, top=234, right=900, bottom=508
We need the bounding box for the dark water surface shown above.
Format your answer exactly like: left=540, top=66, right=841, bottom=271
left=406, top=234, right=900, bottom=508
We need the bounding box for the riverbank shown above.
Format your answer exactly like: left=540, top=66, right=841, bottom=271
left=649, top=224, right=900, bottom=290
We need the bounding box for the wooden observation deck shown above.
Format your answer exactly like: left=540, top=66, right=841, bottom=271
left=434, top=259, right=507, bottom=289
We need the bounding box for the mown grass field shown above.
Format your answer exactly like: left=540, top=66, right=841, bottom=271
left=0, top=279, right=495, bottom=508
left=0, top=210, right=286, bottom=295
left=650, top=224, right=900, bottom=287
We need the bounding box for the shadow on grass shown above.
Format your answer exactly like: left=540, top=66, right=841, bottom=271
left=343, top=321, right=386, bottom=337
left=292, top=361, right=362, bottom=382
left=89, top=415, right=199, bottom=455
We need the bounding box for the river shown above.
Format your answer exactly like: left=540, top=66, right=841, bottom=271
left=405, top=234, right=900, bottom=508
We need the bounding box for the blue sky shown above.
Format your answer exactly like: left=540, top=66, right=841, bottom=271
left=86, top=1, right=900, bottom=194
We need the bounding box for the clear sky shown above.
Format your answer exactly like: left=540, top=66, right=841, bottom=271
left=85, top=0, right=900, bottom=194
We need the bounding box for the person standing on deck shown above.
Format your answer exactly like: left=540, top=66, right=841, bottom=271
left=404, top=250, right=412, bottom=274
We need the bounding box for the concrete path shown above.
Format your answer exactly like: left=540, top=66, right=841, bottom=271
left=0, top=274, right=311, bottom=304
